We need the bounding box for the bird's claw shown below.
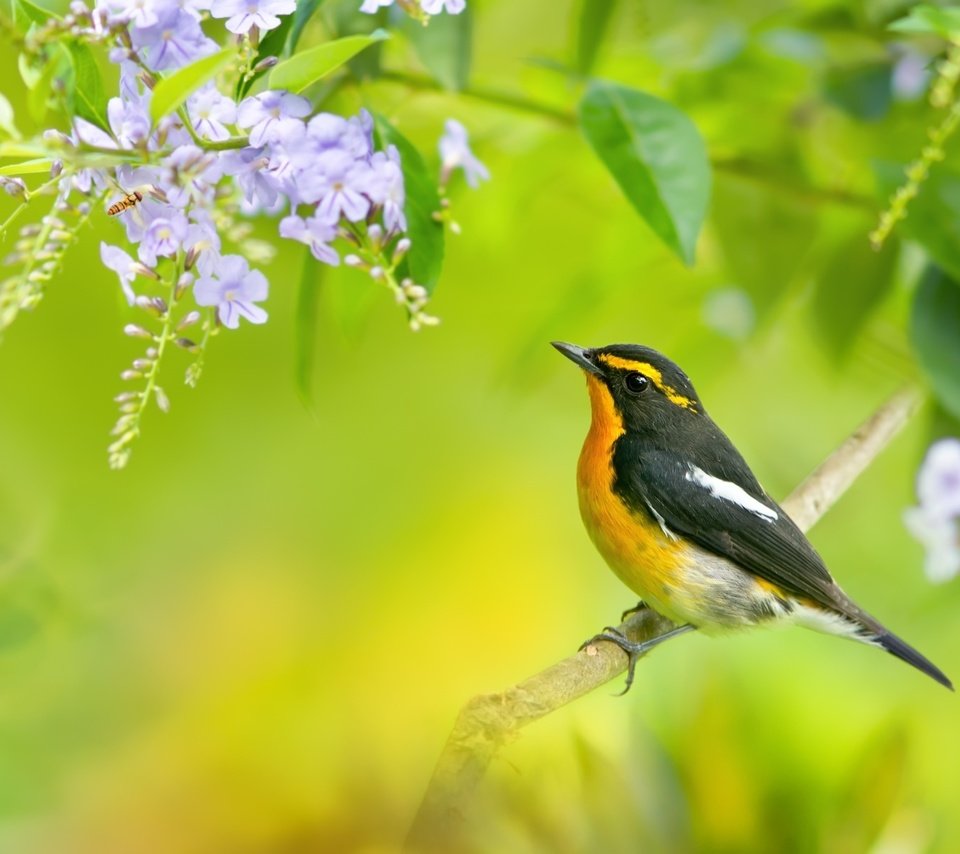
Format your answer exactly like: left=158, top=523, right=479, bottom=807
left=620, top=600, right=648, bottom=622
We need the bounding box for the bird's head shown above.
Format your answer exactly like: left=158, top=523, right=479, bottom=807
left=552, top=341, right=704, bottom=434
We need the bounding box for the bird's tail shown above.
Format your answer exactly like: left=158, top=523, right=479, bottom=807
left=873, top=628, right=954, bottom=691
left=829, top=590, right=953, bottom=690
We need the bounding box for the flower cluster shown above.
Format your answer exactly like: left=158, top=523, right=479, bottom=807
left=360, top=0, right=466, bottom=16
left=0, top=0, right=483, bottom=468
left=904, top=438, right=960, bottom=583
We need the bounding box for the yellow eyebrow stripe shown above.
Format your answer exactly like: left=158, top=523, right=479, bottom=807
left=597, top=354, right=698, bottom=411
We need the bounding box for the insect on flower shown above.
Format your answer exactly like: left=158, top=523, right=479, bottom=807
left=106, top=190, right=144, bottom=216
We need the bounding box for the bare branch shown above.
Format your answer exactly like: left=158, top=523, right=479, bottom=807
left=405, top=386, right=923, bottom=852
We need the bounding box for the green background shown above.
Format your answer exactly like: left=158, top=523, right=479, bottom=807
left=1, top=0, right=959, bottom=851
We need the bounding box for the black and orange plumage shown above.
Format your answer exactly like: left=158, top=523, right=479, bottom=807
left=554, top=341, right=952, bottom=691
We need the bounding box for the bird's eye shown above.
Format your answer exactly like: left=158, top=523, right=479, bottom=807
left=624, top=372, right=649, bottom=394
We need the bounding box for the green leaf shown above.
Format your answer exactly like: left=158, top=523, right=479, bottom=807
left=269, top=30, right=389, bottom=93
left=811, top=232, right=898, bottom=357
left=823, top=62, right=891, bottom=122
left=295, top=246, right=323, bottom=408
left=888, top=4, right=960, bottom=37
left=712, top=172, right=816, bottom=315
left=578, top=81, right=711, bottom=266
left=875, top=162, right=960, bottom=282
left=400, top=6, right=472, bottom=90
left=574, top=0, right=619, bottom=75
left=67, top=43, right=109, bottom=132
left=0, top=141, right=48, bottom=159
left=0, top=93, right=20, bottom=139
left=911, top=266, right=960, bottom=419
left=289, top=0, right=327, bottom=52
left=10, top=0, right=57, bottom=31
left=27, top=43, right=71, bottom=125
left=373, top=115, right=444, bottom=292
left=150, top=48, right=236, bottom=124
left=236, top=1, right=329, bottom=98
left=0, top=158, right=53, bottom=175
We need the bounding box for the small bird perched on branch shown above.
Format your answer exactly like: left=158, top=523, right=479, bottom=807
left=553, top=341, right=952, bottom=692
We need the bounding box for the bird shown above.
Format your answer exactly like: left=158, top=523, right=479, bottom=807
left=552, top=341, right=953, bottom=692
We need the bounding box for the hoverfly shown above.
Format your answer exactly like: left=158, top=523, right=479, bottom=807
left=106, top=190, right=144, bottom=216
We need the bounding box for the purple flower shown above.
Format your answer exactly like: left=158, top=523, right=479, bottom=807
left=100, top=242, right=139, bottom=304
left=188, top=84, right=237, bottom=141
left=421, top=0, right=466, bottom=13
left=279, top=214, right=340, bottom=265
left=364, top=145, right=406, bottom=233
left=194, top=254, right=269, bottom=328
left=138, top=212, right=188, bottom=266
left=904, top=438, right=960, bottom=583
left=306, top=113, right=350, bottom=149
left=439, top=118, right=488, bottom=188
left=237, top=90, right=310, bottom=147
left=917, top=439, right=960, bottom=517
left=219, top=146, right=282, bottom=209
left=107, top=93, right=152, bottom=148
left=904, top=508, right=960, bottom=583
left=184, top=214, right=223, bottom=276
left=161, top=145, right=223, bottom=208
left=297, top=149, right=371, bottom=222
left=131, top=7, right=218, bottom=70
left=209, top=0, right=295, bottom=33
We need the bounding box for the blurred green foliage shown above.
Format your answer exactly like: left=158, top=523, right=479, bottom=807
left=0, top=0, right=959, bottom=852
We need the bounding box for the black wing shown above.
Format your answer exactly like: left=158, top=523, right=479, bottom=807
left=613, top=437, right=847, bottom=613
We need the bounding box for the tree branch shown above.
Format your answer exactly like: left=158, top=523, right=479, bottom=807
left=405, top=385, right=923, bottom=851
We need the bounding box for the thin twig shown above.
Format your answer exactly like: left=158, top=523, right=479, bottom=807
left=405, top=385, right=923, bottom=852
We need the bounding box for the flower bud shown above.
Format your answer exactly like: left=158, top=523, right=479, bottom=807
left=42, top=129, right=72, bottom=148
left=175, top=273, right=194, bottom=300
left=1, top=177, right=27, bottom=199
left=253, top=56, right=279, bottom=73
left=131, top=262, right=160, bottom=280
left=184, top=244, right=201, bottom=271
left=154, top=386, right=170, bottom=413
left=124, top=324, right=153, bottom=340
left=393, top=238, right=411, bottom=261
left=177, top=311, right=200, bottom=330
left=344, top=254, right=363, bottom=267
left=50, top=160, right=63, bottom=178
left=132, top=358, right=153, bottom=371
left=369, top=266, right=384, bottom=281
left=135, top=295, right=159, bottom=314
left=120, top=369, right=142, bottom=381
left=175, top=338, right=199, bottom=352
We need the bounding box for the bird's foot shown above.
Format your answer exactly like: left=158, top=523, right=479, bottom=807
left=579, top=623, right=697, bottom=696
left=620, top=600, right=649, bottom=622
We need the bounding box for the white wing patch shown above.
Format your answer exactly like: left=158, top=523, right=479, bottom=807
left=685, top=464, right=778, bottom=522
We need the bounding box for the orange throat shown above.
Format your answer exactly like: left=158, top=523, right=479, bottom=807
left=575, top=374, right=685, bottom=607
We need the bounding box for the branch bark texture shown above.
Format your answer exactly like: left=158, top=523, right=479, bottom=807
left=405, top=386, right=922, bottom=852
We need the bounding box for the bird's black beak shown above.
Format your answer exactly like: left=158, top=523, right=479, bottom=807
left=551, top=341, right=603, bottom=377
